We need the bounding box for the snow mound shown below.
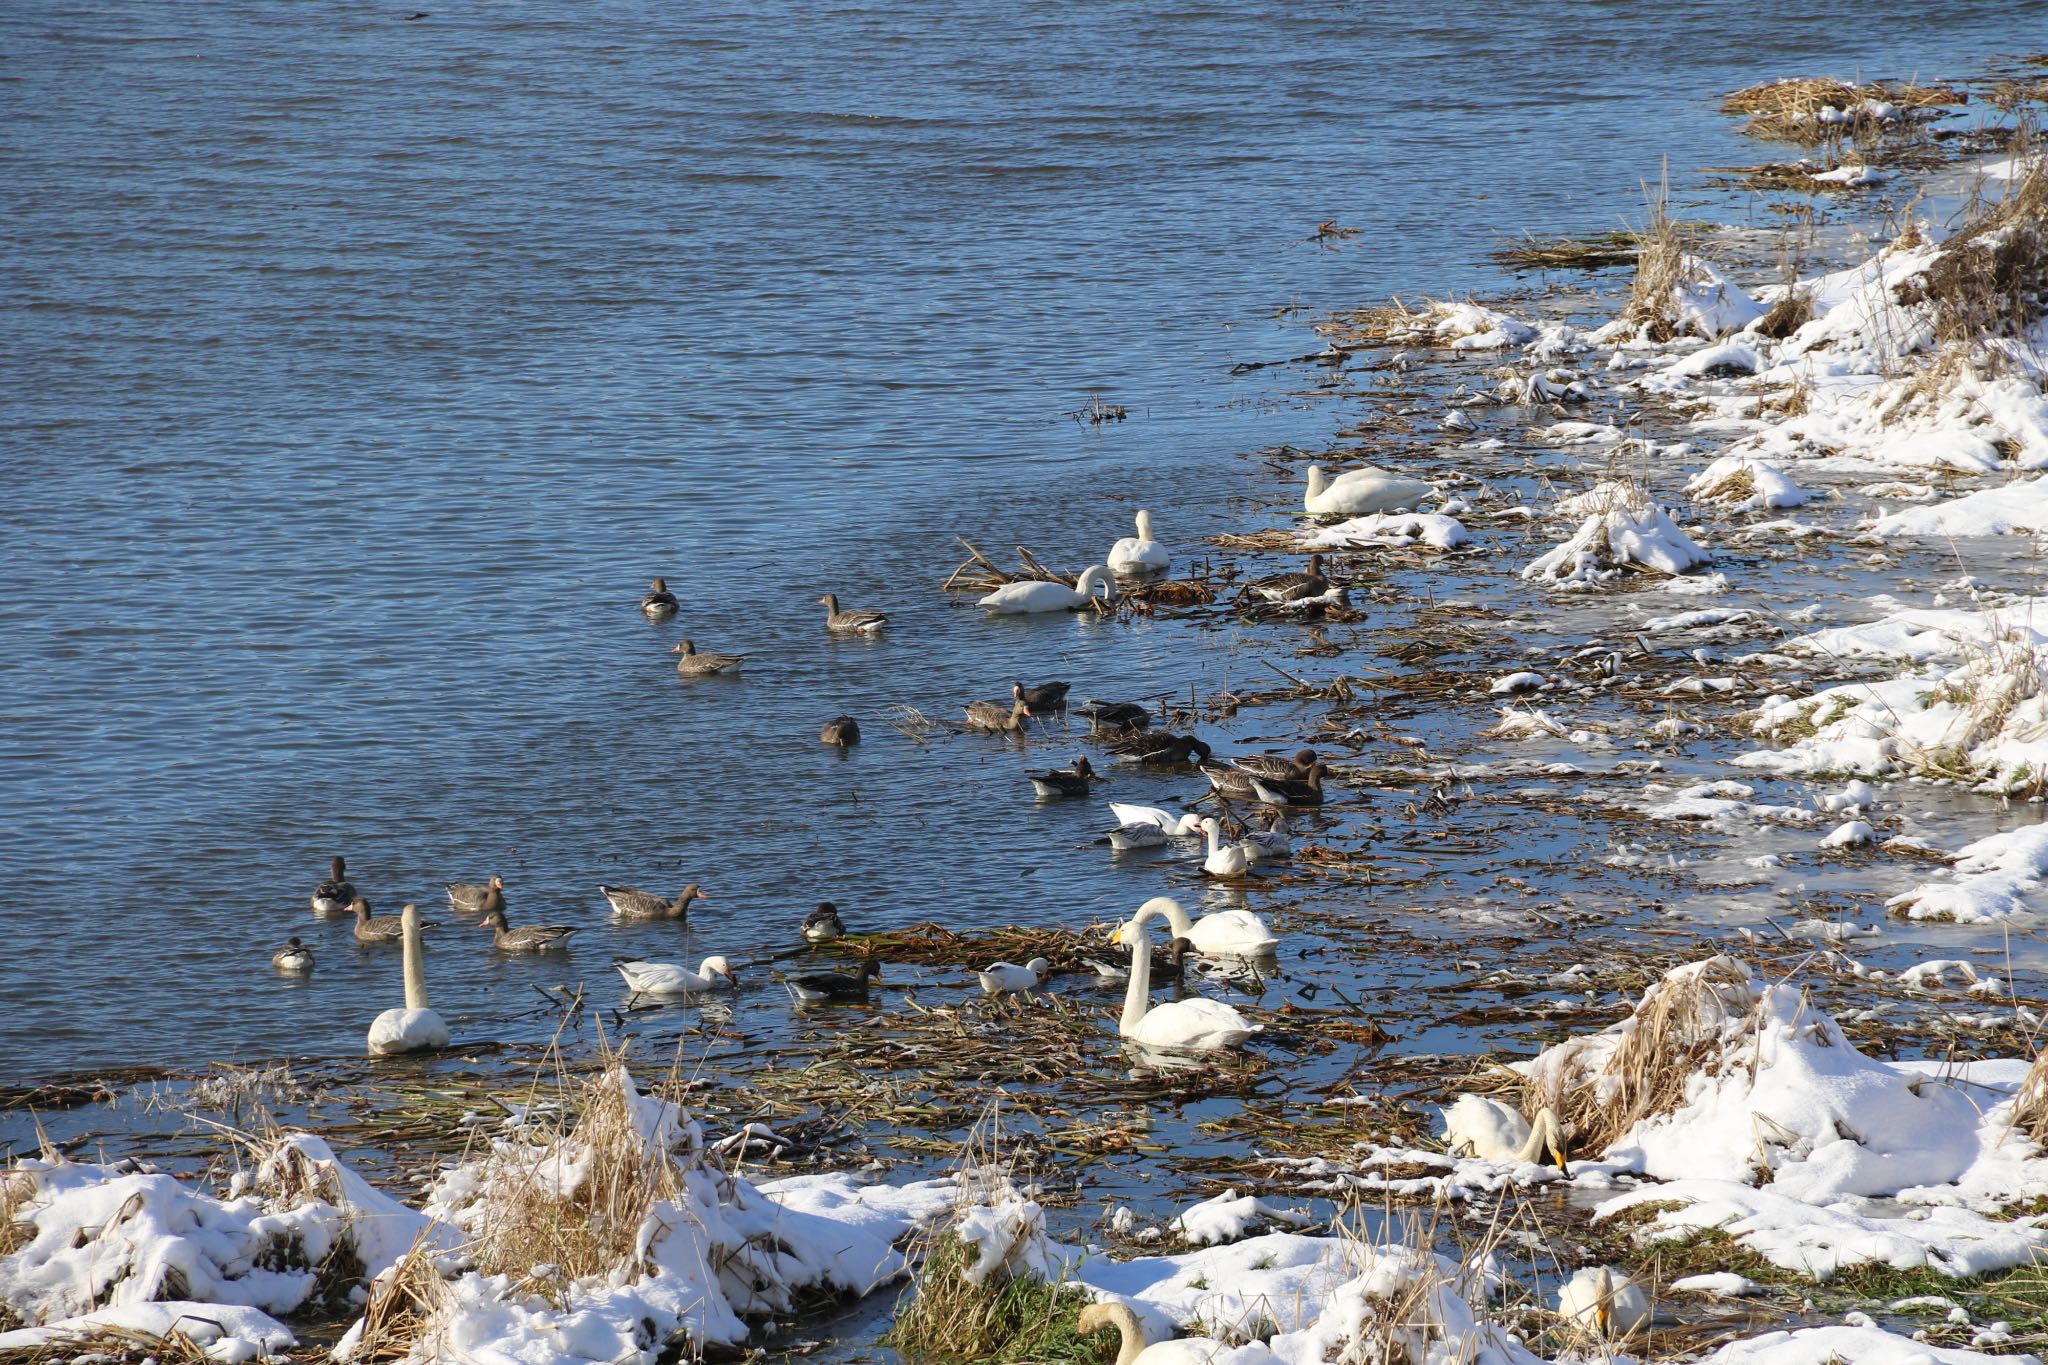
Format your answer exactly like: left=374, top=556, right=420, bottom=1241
left=1384, top=300, right=1537, bottom=351
left=1685, top=454, right=1811, bottom=510
left=0, top=1303, right=297, bottom=1364
left=1299, top=512, right=1469, bottom=551
left=1524, top=481, right=1709, bottom=586
left=1888, top=824, right=2048, bottom=924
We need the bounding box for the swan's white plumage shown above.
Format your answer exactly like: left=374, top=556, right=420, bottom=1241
left=1303, top=463, right=1434, bottom=516
left=1200, top=818, right=1249, bottom=877
left=1557, top=1266, right=1651, bottom=1337
left=617, top=957, right=737, bottom=994
left=978, top=566, right=1114, bottom=614
left=1108, top=804, right=1202, bottom=835
left=1117, top=918, right=1255, bottom=1051
left=978, top=957, right=1049, bottom=995
left=1116, top=895, right=1276, bottom=956
left=1440, top=1097, right=1567, bottom=1166
left=1239, top=814, right=1291, bottom=864
left=1107, top=510, right=1170, bottom=575
left=368, top=905, right=447, bottom=1055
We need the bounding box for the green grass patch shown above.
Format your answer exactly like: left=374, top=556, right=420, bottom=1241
left=887, top=1232, right=1111, bottom=1365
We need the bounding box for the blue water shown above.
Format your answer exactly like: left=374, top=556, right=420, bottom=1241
left=0, top=2, right=2026, bottom=1075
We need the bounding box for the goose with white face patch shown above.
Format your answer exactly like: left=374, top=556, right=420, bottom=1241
left=1116, top=894, right=1276, bottom=957
left=977, top=566, right=1114, bottom=614
left=1107, top=510, right=1170, bottom=575
left=367, top=904, right=449, bottom=1055
left=1302, top=463, right=1434, bottom=517
left=1440, top=1095, right=1569, bottom=1172
left=1115, top=916, right=1257, bottom=1052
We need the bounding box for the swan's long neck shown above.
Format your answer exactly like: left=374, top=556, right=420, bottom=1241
left=1204, top=822, right=1225, bottom=857
left=1136, top=897, right=1194, bottom=940
left=401, top=905, right=428, bottom=1010
left=1306, top=465, right=1327, bottom=499
left=1106, top=1305, right=1146, bottom=1365
left=1135, top=510, right=1154, bottom=540
left=1119, top=919, right=1153, bottom=1035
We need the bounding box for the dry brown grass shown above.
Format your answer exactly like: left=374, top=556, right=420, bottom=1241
left=1753, top=289, right=1814, bottom=339
left=1905, top=149, right=2048, bottom=344
left=1526, top=958, right=1757, bottom=1155
left=2012, top=1047, right=2048, bottom=1145
left=1622, top=169, right=1689, bottom=341
left=1722, top=77, right=1963, bottom=143
left=342, top=1236, right=453, bottom=1363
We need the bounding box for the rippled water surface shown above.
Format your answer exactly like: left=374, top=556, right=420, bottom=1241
left=1, top=2, right=2030, bottom=1076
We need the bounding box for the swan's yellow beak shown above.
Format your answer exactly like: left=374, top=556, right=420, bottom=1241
left=1595, top=1297, right=1611, bottom=1338
left=1548, top=1133, right=1569, bottom=1178
left=1109, top=923, right=1129, bottom=946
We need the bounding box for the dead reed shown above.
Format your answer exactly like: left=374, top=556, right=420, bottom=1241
left=1622, top=168, right=1689, bottom=341
left=1905, top=144, right=2047, bottom=344
left=1721, top=77, right=1962, bottom=143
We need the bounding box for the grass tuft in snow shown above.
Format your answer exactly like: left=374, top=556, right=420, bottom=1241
left=2010, top=1049, right=2048, bottom=1147
left=1720, top=77, right=1962, bottom=144
left=342, top=1236, right=451, bottom=1364
left=1906, top=140, right=2048, bottom=347
left=887, top=1231, right=1105, bottom=1365
left=1622, top=168, right=1688, bottom=342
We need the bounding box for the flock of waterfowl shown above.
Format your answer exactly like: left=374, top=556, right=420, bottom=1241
left=280, top=500, right=1382, bottom=1060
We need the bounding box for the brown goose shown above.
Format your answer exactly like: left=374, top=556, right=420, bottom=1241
left=600, top=882, right=705, bottom=920
left=447, top=875, right=503, bottom=915
left=1073, top=700, right=1150, bottom=731
left=963, top=696, right=1033, bottom=733
left=1249, top=554, right=1330, bottom=603
left=673, top=640, right=745, bottom=676
left=1251, top=761, right=1330, bottom=806
left=1028, top=755, right=1099, bottom=798
left=641, top=577, right=680, bottom=619
left=818, top=593, right=888, bottom=633
left=1107, top=731, right=1212, bottom=765
left=480, top=906, right=581, bottom=953
left=820, top=715, right=861, bottom=746
left=1231, top=747, right=1321, bottom=780
left=353, top=898, right=407, bottom=944
left=1198, top=748, right=1318, bottom=798
left=1012, top=680, right=1071, bottom=711
left=312, top=856, right=356, bottom=916
left=787, top=958, right=882, bottom=1004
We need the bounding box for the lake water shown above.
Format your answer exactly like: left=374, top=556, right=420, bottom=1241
left=1, top=2, right=2030, bottom=1078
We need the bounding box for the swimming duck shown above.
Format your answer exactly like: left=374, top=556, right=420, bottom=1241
left=1107, top=510, right=1170, bottom=576
left=312, top=857, right=356, bottom=916
left=977, top=566, right=1114, bottom=614
left=1197, top=750, right=1318, bottom=799
left=641, top=577, right=680, bottom=620
left=787, top=959, right=882, bottom=1004
left=963, top=696, right=1034, bottom=733
left=600, top=882, right=705, bottom=920
left=1303, top=464, right=1435, bottom=517
left=447, top=875, right=503, bottom=915
left=1115, top=916, right=1258, bottom=1052
left=367, top=904, right=449, bottom=1056
left=1105, top=803, right=1204, bottom=850
left=673, top=640, right=745, bottom=676
left=1200, top=817, right=1250, bottom=877
left=1074, top=699, right=1150, bottom=731
left=820, top=715, right=861, bottom=746
left=352, top=898, right=408, bottom=944
left=616, top=957, right=738, bottom=995
left=480, top=906, right=581, bottom=953
left=1239, top=811, right=1292, bottom=865
left=818, top=593, right=888, bottom=633
left=977, top=957, right=1049, bottom=996
left=1108, top=731, right=1212, bottom=765
left=1248, top=554, right=1329, bottom=603
left=1012, top=680, right=1071, bottom=711
left=272, top=937, right=314, bottom=974
left=1028, top=755, right=1099, bottom=798
left=802, top=902, right=847, bottom=941
left=1251, top=762, right=1328, bottom=806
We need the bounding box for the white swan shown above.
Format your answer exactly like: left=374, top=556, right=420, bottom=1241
left=1114, top=895, right=1276, bottom=957
left=977, top=958, right=1049, bottom=996
left=1107, top=510, right=1170, bottom=575
left=1200, top=818, right=1249, bottom=878
left=1239, top=813, right=1291, bottom=865
left=367, top=904, right=449, bottom=1055
left=978, top=566, right=1114, bottom=614
left=1117, top=916, right=1257, bottom=1051
left=1557, top=1266, right=1651, bottom=1337
left=1440, top=1097, right=1569, bottom=1170
left=1077, top=1301, right=1278, bottom=1364
left=617, top=957, right=738, bottom=995
left=1303, top=463, right=1434, bottom=516
left=1109, top=803, right=1204, bottom=834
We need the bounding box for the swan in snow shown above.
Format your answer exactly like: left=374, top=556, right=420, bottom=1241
left=641, top=577, right=679, bottom=619
left=978, top=566, right=1114, bottom=614
left=1303, top=463, right=1434, bottom=517
left=1200, top=818, right=1249, bottom=878
left=272, top=937, right=314, bottom=974
left=368, top=904, right=449, bottom=1055
left=802, top=902, right=847, bottom=941
left=1440, top=1096, right=1569, bottom=1172
left=1078, top=1301, right=1277, bottom=1364
left=1115, top=895, right=1276, bottom=957
left=1557, top=1266, right=1651, bottom=1338
left=1116, top=916, right=1258, bottom=1052
left=978, top=957, right=1049, bottom=996
left=1238, top=812, right=1291, bottom=865
left=1108, top=510, right=1170, bottom=576
left=312, top=856, right=356, bottom=916
left=617, top=957, right=738, bottom=995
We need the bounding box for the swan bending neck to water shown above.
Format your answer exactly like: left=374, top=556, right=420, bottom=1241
left=1117, top=917, right=1255, bottom=1051
left=1121, top=894, right=1276, bottom=956
left=1557, top=1265, right=1651, bottom=1338
left=977, top=565, right=1115, bottom=614
left=368, top=904, right=449, bottom=1055
left=1076, top=1300, right=1256, bottom=1364
left=1441, top=1096, right=1569, bottom=1172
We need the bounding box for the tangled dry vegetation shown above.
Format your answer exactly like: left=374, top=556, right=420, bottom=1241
left=1621, top=178, right=1691, bottom=341
left=1721, top=77, right=1964, bottom=143
left=1907, top=149, right=2048, bottom=345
